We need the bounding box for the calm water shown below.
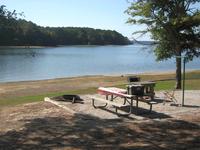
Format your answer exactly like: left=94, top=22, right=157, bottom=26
left=0, top=45, right=199, bottom=83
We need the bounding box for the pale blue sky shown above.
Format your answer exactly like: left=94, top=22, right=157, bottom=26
left=3, top=1, right=199, bottom=40
left=1, top=0, right=149, bottom=40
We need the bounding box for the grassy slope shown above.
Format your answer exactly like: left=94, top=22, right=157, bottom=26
left=0, top=88, right=97, bottom=107
left=0, top=70, right=200, bottom=107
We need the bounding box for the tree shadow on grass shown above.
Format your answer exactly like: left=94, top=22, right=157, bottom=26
left=0, top=113, right=199, bottom=150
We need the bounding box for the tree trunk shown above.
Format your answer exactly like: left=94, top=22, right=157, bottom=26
left=175, top=51, right=182, bottom=89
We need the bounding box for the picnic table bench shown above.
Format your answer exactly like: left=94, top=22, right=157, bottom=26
left=90, top=96, right=131, bottom=115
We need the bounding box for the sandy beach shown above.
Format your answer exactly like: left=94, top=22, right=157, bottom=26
left=0, top=70, right=199, bottom=98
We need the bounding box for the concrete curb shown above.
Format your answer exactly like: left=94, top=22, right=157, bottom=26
left=44, top=97, right=76, bottom=115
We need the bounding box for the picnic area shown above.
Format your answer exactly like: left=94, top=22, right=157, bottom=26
left=0, top=71, right=200, bottom=149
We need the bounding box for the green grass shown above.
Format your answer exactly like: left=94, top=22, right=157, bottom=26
left=109, top=78, right=200, bottom=91
left=155, top=79, right=200, bottom=90
left=1, top=71, right=200, bottom=108
left=0, top=87, right=97, bottom=108
left=155, top=80, right=175, bottom=90
left=185, top=71, right=200, bottom=80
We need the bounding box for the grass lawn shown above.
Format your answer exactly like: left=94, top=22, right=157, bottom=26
left=0, top=71, right=200, bottom=108
left=155, top=79, right=200, bottom=90
left=0, top=87, right=97, bottom=108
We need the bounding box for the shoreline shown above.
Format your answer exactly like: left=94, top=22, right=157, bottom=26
left=0, top=69, right=199, bottom=106
left=0, top=46, right=53, bottom=49
left=0, top=44, right=133, bottom=49
left=0, top=69, right=199, bottom=85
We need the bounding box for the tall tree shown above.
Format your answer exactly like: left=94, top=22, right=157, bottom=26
left=0, top=5, right=22, bottom=45
left=126, top=0, right=200, bottom=89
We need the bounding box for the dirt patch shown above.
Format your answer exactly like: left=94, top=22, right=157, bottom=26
left=0, top=102, right=72, bottom=133
left=45, top=91, right=200, bottom=121
left=0, top=91, right=200, bottom=149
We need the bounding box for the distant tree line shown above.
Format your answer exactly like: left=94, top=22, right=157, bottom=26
left=0, top=5, right=131, bottom=46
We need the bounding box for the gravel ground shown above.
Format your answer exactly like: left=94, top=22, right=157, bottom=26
left=46, top=90, right=200, bottom=121
left=0, top=90, right=199, bottom=149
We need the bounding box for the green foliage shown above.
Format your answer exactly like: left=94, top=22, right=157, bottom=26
left=126, top=0, right=200, bottom=61
left=0, top=5, right=130, bottom=46
left=126, top=0, right=200, bottom=89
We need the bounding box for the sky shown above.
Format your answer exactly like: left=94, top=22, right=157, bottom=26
left=1, top=0, right=150, bottom=40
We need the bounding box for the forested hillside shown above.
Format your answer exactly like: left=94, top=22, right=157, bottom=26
left=0, top=5, right=131, bottom=46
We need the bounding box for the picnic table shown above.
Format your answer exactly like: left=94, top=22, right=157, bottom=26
left=90, top=87, right=156, bottom=116
left=97, top=87, right=127, bottom=101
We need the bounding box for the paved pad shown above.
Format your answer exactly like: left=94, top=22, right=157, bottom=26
left=45, top=90, right=200, bottom=121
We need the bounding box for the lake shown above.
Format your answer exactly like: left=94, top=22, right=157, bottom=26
left=0, top=45, right=199, bottom=83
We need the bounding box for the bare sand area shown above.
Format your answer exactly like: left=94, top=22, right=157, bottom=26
left=0, top=90, right=200, bottom=149
left=0, top=75, right=127, bottom=98
left=0, top=70, right=179, bottom=98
